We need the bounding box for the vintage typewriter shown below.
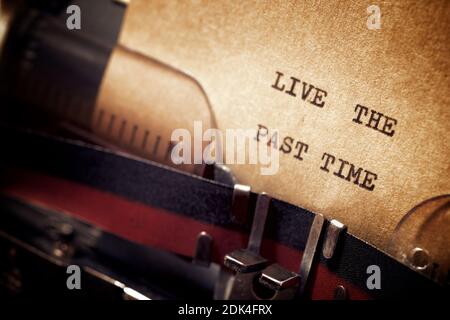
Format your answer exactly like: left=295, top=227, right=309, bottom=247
left=0, top=0, right=448, bottom=301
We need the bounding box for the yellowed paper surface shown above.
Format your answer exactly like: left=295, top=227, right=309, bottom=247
left=105, top=0, right=450, bottom=254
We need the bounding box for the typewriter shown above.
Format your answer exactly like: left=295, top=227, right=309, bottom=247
left=0, top=0, right=448, bottom=301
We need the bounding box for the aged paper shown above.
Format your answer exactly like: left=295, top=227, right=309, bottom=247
left=94, top=46, right=214, bottom=174
left=100, top=0, right=450, bottom=254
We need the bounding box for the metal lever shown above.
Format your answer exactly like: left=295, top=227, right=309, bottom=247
left=193, top=231, right=213, bottom=267
left=298, top=214, right=325, bottom=296
left=258, top=263, right=300, bottom=300
left=224, top=193, right=271, bottom=299
left=191, top=231, right=236, bottom=300
left=258, top=214, right=326, bottom=300
left=231, top=184, right=251, bottom=225
left=322, top=219, right=346, bottom=260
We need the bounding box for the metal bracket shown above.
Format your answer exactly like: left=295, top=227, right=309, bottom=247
left=257, top=213, right=326, bottom=300
left=258, top=263, right=300, bottom=300
left=333, top=285, right=347, bottom=300
left=229, top=193, right=346, bottom=300
left=322, top=219, right=347, bottom=260
left=193, top=231, right=213, bottom=267
left=231, top=184, right=251, bottom=225
left=224, top=193, right=271, bottom=299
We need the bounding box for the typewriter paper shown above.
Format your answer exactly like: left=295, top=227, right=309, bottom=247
left=109, top=0, right=450, bottom=253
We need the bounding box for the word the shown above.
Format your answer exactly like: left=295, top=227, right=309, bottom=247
left=353, top=104, right=398, bottom=137
left=320, top=152, right=378, bottom=191
left=271, top=71, right=328, bottom=108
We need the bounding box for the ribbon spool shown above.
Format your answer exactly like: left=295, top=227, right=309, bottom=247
left=388, top=194, right=450, bottom=286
